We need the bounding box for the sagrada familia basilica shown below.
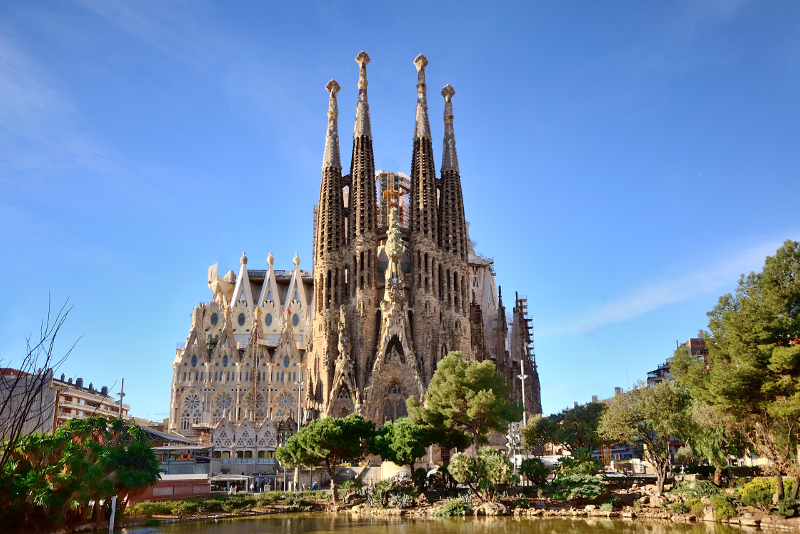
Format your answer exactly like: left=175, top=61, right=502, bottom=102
left=168, top=52, right=541, bottom=440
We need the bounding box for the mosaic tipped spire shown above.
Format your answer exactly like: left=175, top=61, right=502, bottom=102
left=322, top=79, right=341, bottom=169
left=354, top=51, right=372, bottom=139
left=441, top=84, right=459, bottom=173
left=413, top=54, right=431, bottom=140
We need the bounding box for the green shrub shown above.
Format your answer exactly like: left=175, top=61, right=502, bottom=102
left=549, top=474, right=606, bottom=501
left=632, top=499, right=642, bottom=511
left=603, top=495, right=622, bottom=508
left=711, top=495, right=737, bottom=520
left=740, top=477, right=794, bottom=509
left=671, top=502, right=689, bottom=514
left=775, top=498, right=797, bottom=518
left=169, top=500, right=200, bottom=517
left=434, top=499, right=472, bottom=516
left=340, top=478, right=363, bottom=491
left=686, top=498, right=704, bottom=517
left=599, top=503, right=614, bottom=512
left=512, top=495, right=529, bottom=509
left=670, top=479, right=723, bottom=500
left=520, top=458, right=550, bottom=486
left=552, top=456, right=603, bottom=477
left=129, top=502, right=172, bottom=518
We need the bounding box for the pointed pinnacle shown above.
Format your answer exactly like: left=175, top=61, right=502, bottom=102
left=414, top=54, right=428, bottom=88
left=441, top=84, right=455, bottom=101
left=323, top=79, right=341, bottom=169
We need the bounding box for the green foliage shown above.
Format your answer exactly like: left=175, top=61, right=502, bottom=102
left=520, top=457, right=550, bottom=485
left=414, top=467, right=428, bottom=490
left=512, top=495, right=530, bottom=509
left=711, top=495, right=737, bottom=520
left=671, top=479, right=723, bottom=500
left=603, top=495, right=622, bottom=508
left=672, top=241, right=800, bottom=485
left=407, top=352, right=522, bottom=448
left=392, top=491, right=412, bottom=509
left=549, top=474, right=606, bottom=501
left=775, top=498, right=797, bottom=518
left=370, top=418, right=432, bottom=472
left=274, top=414, right=375, bottom=505
left=447, top=447, right=518, bottom=502
left=339, top=478, right=362, bottom=490
left=599, top=502, right=614, bottom=512
left=598, top=381, right=691, bottom=493
left=686, top=498, right=705, bottom=517
left=459, top=490, right=474, bottom=507
left=0, top=416, right=161, bottom=531
left=671, top=502, right=689, bottom=514
left=553, top=456, right=602, bottom=477
left=434, top=498, right=472, bottom=516
left=632, top=499, right=642, bottom=511
left=129, top=501, right=172, bottom=518
left=740, top=477, right=794, bottom=508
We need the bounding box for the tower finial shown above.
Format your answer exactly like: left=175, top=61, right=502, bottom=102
left=322, top=79, right=341, bottom=169
left=413, top=54, right=431, bottom=140
left=441, top=84, right=458, bottom=172
left=354, top=51, right=372, bottom=138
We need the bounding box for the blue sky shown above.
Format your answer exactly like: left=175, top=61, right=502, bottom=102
left=1, top=1, right=798, bottom=420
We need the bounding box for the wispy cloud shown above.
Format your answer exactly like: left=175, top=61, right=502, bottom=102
left=75, top=0, right=240, bottom=69
left=0, top=34, right=113, bottom=190
left=538, top=236, right=792, bottom=337
left=577, top=237, right=788, bottom=333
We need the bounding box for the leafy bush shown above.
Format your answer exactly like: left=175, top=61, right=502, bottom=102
left=434, top=498, right=472, bottom=516
left=684, top=465, right=715, bottom=478
left=392, top=491, right=412, bottom=509
left=686, top=498, right=705, bottom=517
left=520, top=458, right=550, bottom=485
left=169, top=500, right=200, bottom=517
left=414, top=467, right=428, bottom=490
left=602, top=495, right=621, bottom=509
left=728, top=466, right=761, bottom=478
left=599, top=503, right=614, bottom=512
left=670, top=479, right=722, bottom=500
left=459, top=490, right=474, bottom=507
left=711, top=495, right=737, bottom=520
left=671, top=502, right=689, bottom=514
left=340, top=478, right=363, bottom=491
left=632, top=499, right=642, bottom=511
left=448, top=448, right=518, bottom=502
left=549, top=474, right=606, bottom=501
left=552, top=456, right=603, bottom=477
left=512, top=495, right=529, bottom=509
left=775, top=498, right=797, bottom=518
left=740, top=477, right=794, bottom=509
left=129, top=502, right=172, bottom=518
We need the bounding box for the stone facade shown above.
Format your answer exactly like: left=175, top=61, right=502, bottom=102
left=169, top=52, right=541, bottom=435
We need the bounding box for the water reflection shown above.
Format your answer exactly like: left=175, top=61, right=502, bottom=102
left=121, top=515, right=747, bottom=534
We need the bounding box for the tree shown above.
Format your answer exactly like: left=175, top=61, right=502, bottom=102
left=671, top=240, right=800, bottom=498
left=0, top=416, right=160, bottom=531
left=550, top=402, right=607, bottom=453
left=407, top=352, right=522, bottom=451
left=274, top=414, right=374, bottom=506
left=521, top=413, right=555, bottom=454
left=598, top=381, right=690, bottom=494
left=370, top=417, right=432, bottom=476
left=519, top=457, right=549, bottom=486
left=447, top=447, right=517, bottom=502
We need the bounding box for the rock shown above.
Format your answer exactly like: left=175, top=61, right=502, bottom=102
left=417, top=493, right=429, bottom=505
left=534, top=501, right=547, bottom=509
left=740, top=518, right=760, bottom=527
left=702, top=506, right=715, bottom=522
left=622, top=511, right=637, bottom=518
left=585, top=505, right=597, bottom=511
left=700, top=496, right=712, bottom=506
left=649, top=496, right=663, bottom=508
left=474, top=502, right=509, bottom=516
left=639, top=495, right=650, bottom=505
left=343, top=493, right=364, bottom=504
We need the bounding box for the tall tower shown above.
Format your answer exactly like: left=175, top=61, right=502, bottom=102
left=438, top=84, right=472, bottom=360
left=409, top=54, right=442, bottom=382
left=311, top=79, right=345, bottom=409
left=347, top=51, right=379, bottom=391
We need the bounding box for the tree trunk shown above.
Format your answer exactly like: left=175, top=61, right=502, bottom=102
left=655, top=462, right=668, bottom=495
left=777, top=473, right=785, bottom=500
left=326, top=463, right=338, bottom=507
left=791, top=476, right=800, bottom=501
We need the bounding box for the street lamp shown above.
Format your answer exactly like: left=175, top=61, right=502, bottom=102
left=518, top=373, right=528, bottom=427
left=294, top=379, right=304, bottom=491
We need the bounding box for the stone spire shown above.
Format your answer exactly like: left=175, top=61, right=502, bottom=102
left=413, top=54, right=432, bottom=140
left=350, top=50, right=377, bottom=239
left=409, top=53, right=438, bottom=243
left=316, top=80, right=345, bottom=262
left=322, top=80, right=341, bottom=169
left=438, top=83, right=467, bottom=261
left=440, top=84, right=459, bottom=173
left=354, top=51, right=372, bottom=139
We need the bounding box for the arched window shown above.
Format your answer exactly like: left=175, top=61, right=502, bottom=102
left=223, top=355, right=228, bottom=367
left=191, top=355, right=198, bottom=367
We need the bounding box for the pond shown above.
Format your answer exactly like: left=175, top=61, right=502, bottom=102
left=120, top=514, right=747, bottom=534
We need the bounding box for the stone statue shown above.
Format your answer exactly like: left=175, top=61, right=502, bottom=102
left=337, top=305, right=350, bottom=359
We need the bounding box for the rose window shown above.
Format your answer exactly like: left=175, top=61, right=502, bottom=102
left=184, top=394, right=201, bottom=410
left=277, top=393, right=295, bottom=411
